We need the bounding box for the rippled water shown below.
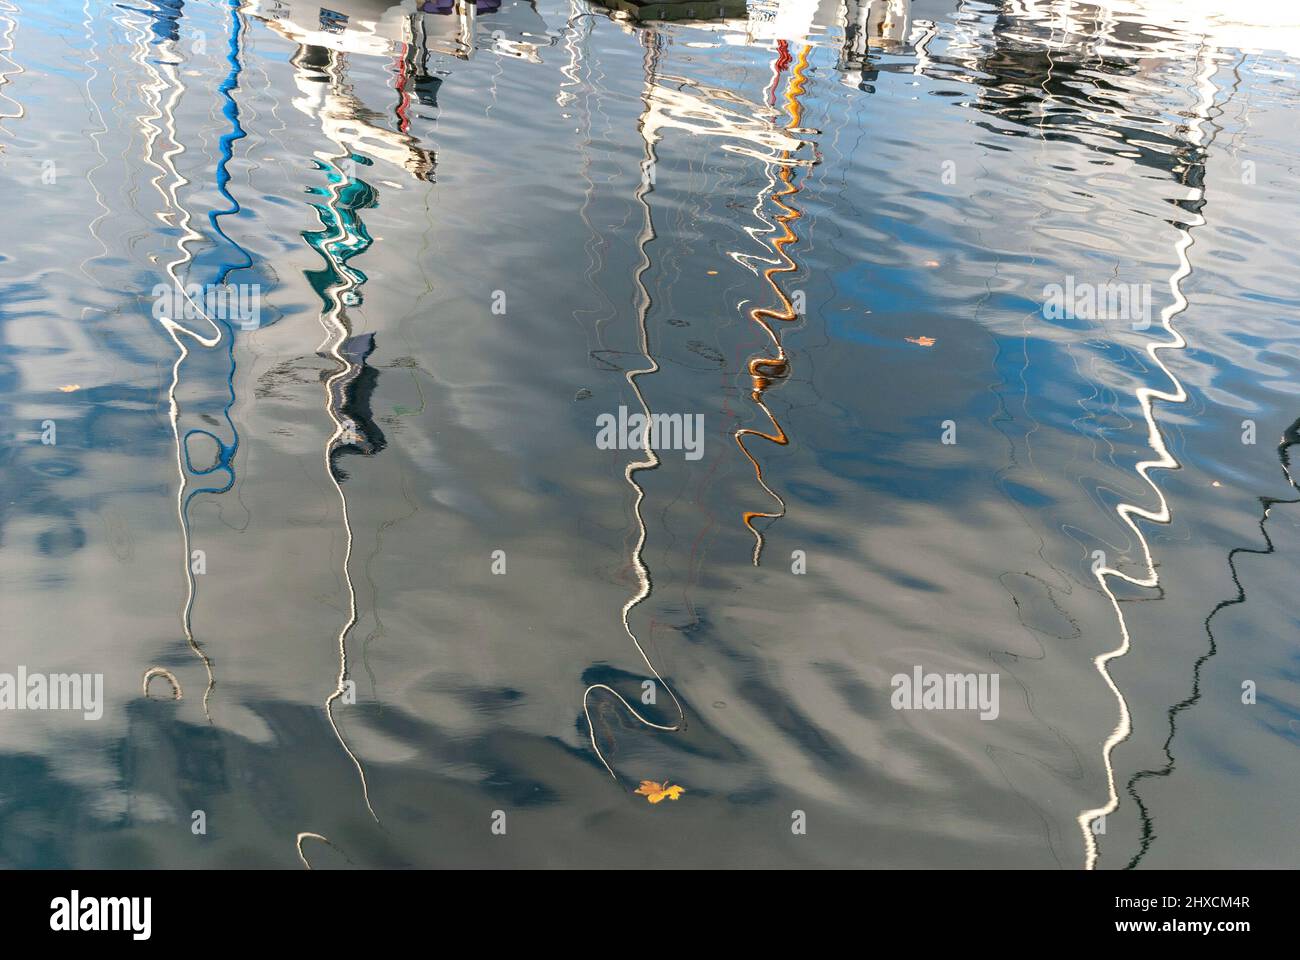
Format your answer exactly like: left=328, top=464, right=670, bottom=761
left=1, top=0, right=1298, bottom=869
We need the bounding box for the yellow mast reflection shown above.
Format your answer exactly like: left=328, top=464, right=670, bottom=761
left=580, top=21, right=818, bottom=777
left=734, top=41, right=811, bottom=566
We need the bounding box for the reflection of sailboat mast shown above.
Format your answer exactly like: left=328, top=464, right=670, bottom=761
left=583, top=31, right=685, bottom=783
left=130, top=1, right=241, bottom=717
left=563, top=0, right=617, bottom=353
left=734, top=43, right=812, bottom=565
left=1078, top=44, right=1222, bottom=870
left=292, top=41, right=382, bottom=822
left=178, top=0, right=251, bottom=714
left=1125, top=414, right=1300, bottom=869
left=1115, top=48, right=1254, bottom=870
left=0, top=0, right=24, bottom=132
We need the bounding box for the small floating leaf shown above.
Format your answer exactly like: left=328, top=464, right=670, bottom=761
left=905, top=336, right=936, bottom=347
left=634, top=780, right=685, bottom=804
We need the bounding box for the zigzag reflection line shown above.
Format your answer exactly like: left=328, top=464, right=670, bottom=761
left=583, top=36, right=684, bottom=782
left=1125, top=417, right=1300, bottom=868
left=319, top=214, right=378, bottom=820
left=734, top=44, right=810, bottom=565
left=735, top=396, right=790, bottom=565
left=0, top=0, right=24, bottom=133
left=298, top=47, right=380, bottom=824
left=124, top=6, right=220, bottom=716
left=1077, top=46, right=1219, bottom=871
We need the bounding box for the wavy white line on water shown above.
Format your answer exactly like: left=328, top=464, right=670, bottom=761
left=0, top=0, right=24, bottom=134
left=294, top=45, right=381, bottom=825
left=124, top=4, right=221, bottom=716
left=78, top=0, right=111, bottom=281
left=1078, top=44, right=1220, bottom=871
left=583, top=37, right=685, bottom=781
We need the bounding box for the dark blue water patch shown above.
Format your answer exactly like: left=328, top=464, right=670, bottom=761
left=1220, top=331, right=1299, bottom=353
left=1237, top=291, right=1300, bottom=306
left=1000, top=479, right=1054, bottom=509
left=724, top=785, right=777, bottom=805
left=823, top=313, right=910, bottom=350
left=1264, top=720, right=1300, bottom=745
left=879, top=568, right=944, bottom=593
left=1278, top=647, right=1300, bottom=685
left=0, top=753, right=83, bottom=868
left=29, top=458, right=80, bottom=479
left=17, top=495, right=79, bottom=520
left=36, top=523, right=86, bottom=557
left=785, top=480, right=837, bottom=506
left=787, top=528, right=855, bottom=554
left=1191, top=736, right=1251, bottom=778
left=0, top=278, right=54, bottom=312
left=1258, top=692, right=1300, bottom=725
left=1209, top=249, right=1249, bottom=264
left=735, top=674, right=854, bottom=770
left=456, top=686, right=525, bottom=715
left=814, top=445, right=989, bottom=507
left=1216, top=225, right=1265, bottom=245
left=349, top=697, right=560, bottom=808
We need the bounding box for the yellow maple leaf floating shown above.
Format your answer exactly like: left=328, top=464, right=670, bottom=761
left=634, top=780, right=685, bottom=804
left=905, top=336, right=936, bottom=347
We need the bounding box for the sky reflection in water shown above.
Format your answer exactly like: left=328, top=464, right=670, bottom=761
left=0, top=0, right=1298, bottom=868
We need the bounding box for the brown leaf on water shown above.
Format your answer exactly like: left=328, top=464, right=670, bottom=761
left=634, top=780, right=686, bottom=804
left=905, top=336, right=936, bottom=347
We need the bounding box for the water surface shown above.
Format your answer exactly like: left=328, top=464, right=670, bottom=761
left=1, top=0, right=1298, bottom=868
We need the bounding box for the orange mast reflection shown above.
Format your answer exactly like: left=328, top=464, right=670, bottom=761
left=734, top=42, right=811, bottom=566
